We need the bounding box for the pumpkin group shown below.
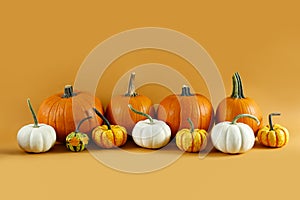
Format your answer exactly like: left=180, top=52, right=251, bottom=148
left=215, top=72, right=263, bottom=135
left=37, top=85, right=104, bottom=143
left=157, top=85, right=214, bottom=138
left=105, top=72, right=154, bottom=134
left=92, top=108, right=127, bottom=148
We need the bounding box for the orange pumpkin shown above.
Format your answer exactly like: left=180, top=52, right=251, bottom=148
left=105, top=72, right=153, bottom=134
left=157, top=85, right=214, bottom=138
left=215, top=72, right=263, bottom=135
left=37, top=85, right=103, bottom=143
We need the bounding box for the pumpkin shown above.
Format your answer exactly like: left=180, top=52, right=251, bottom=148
left=17, top=99, right=56, bottom=153
left=129, top=104, right=171, bottom=149
left=37, top=85, right=103, bottom=143
left=105, top=72, right=153, bottom=134
left=215, top=72, right=263, bottom=135
left=211, top=114, right=260, bottom=154
left=92, top=108, right=127, bottom=148
left=65, top=116, right=91, bottom=152
left=257, top=113, right=289, bottom=148
left=176, top=118, right=208, bottom=153
left=157, top=85, right=214, bottom=138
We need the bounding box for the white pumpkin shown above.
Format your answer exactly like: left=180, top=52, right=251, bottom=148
left=129, top=104, right=171, bottom=149
left=211, top=114, right=260, bottom=154
left=17, top=99, right=56, bottom=153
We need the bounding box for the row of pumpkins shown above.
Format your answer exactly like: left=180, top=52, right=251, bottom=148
left=17, top=72, right=289, bottom=154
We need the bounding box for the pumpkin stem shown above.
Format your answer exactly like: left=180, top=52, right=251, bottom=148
left=63, top=85, right=77, bottom=98
left=75, top=116, right=92, bottom=132
left=187, top=118, right=194, bottom=133
left=181, top=85, right=194, bottom=96
left=93, top=108, right=111, bottom=130
left=231, top=72, right=245, bottom=99
left=128, top=104, right=154, bottom=124
left=27, top=98, right=39, bottom=128
left=125, top=72, right=138, bottom=97
left=268, top=113, right=281, bottom=131
left=232, top=114, right=260, bottom=125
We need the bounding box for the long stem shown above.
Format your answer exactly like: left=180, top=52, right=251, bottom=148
left=232, top=114, right=260, bottom=125
left=27, top=98, right=39, bottom=128
left=181, top=85, right=193, bottom=96
left=128, top=104, right=154, bottom=124
left=76, top=116, right=92, bottom=132
left=125, top=72, right=137, bottom=97
left=187, top=118, right=194, bottom=133
left=231, top=72, right=245, bottom=98
left=93, top=108, right=111, bottom=130
left=268, top=113, right=281, bottom=130
left=63, top=85, right=76, bottom=98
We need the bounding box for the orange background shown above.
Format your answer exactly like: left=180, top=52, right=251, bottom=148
left=1, top=0, right=300, bottom=199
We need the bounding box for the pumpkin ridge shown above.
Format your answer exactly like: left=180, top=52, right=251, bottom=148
left=56, top=98, right=67, bottom=138
left=39, top=96, right=61, bottom=125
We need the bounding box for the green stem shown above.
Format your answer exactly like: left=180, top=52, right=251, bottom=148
left=181, top=85, right=194, bottom=96
left=231, top=114, right=260, bottom=125
left=187, top=118, right=194, bottom=133
left=268, top=113, right=281, bottom=131
left=128, top=104, right=154, bottom=124
left=93, top=108, right=111, bottom=130
left=75, top=116, right=92, bottom=132
left=125, top=72, right=137, bottom=97
left=27, top=98, right=39, bottom=128
left=231, top=72, right=245, bottom=98
left=63, top=85, right=76, bottom=98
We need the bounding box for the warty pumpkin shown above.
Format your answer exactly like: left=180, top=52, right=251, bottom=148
left=157, top=85, right=214, bottom=138
left=105, top=72, right=154, bottom=134
left=17, top=99, right=56, bottom=153
left=257, top=113, right=289, bottom=148
left=215, top=72, right=263, bottom=135
left=37, top=85, right=103, bottom=143
left=92, top=108, right=127, bottom=148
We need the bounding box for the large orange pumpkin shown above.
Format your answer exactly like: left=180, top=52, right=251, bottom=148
left=105, top=72, right=153, bottom=134
left=157, top=85, right=214, bottom=138
left=37, top=85, right=103, bottom=143
left=215, top=72, right=263, bottom=135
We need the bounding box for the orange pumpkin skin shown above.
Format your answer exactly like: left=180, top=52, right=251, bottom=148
left=37, top=85, right=103, bottom=143
left=105, top=73, right=153, bottom=134
left=215, top=72, right=263, bottom=135
left=157, top=85, right=214, bottom=138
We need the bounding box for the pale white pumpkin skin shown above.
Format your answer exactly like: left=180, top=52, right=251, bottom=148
left=132, top=119, right=171, bottom=149
left=17, top=123, right=56, bottom=153
left=211, top=122, right=255, bottom=154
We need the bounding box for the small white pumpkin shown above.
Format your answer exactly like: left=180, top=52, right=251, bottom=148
left=129, top=104, right=171, bottom=149
left=211, top=114, right=260, bottom=154
left=17, top=99, right=56, bottom=153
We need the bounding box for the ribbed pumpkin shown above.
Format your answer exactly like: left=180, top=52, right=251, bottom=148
left=215, top=72, right=263, bottom=135
left=37, top=85, right=103, bottom=143
left=92, top=108, right=127, bottom=148
left=257, top=113, right=289, bottom=148
left=105, top=72, right=153, bottom=134
left=157, top=85, right=214, bottom=138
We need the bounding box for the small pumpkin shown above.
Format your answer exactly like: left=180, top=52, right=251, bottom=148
left=157, top=85, right=214, bottom=138
left=37, top=85, right=103, bottom=143
left=92, top=108, right=127, bottom=148
left=65, top=116, right=91, bottom=152
left=211, top=114, right=260, bottom=154
left=129, top=104, right=171, bottom=149
left=176, top=118, right=208, bottom=153
left=257, top=113, right=289, bottom=148
left=105, top=72, right=154, bottom=134
left=215, top=72, right=263, bottom=135
left=17, top=99, right=56, bottom=153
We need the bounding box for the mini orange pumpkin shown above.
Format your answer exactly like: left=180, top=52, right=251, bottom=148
left=157, top=85, right=214, bottom=138
left=37, top=85, right=103, bottom=143
left=105, top=72, right=153, bottom=134
left=215, top=72, right=263, bottom=135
